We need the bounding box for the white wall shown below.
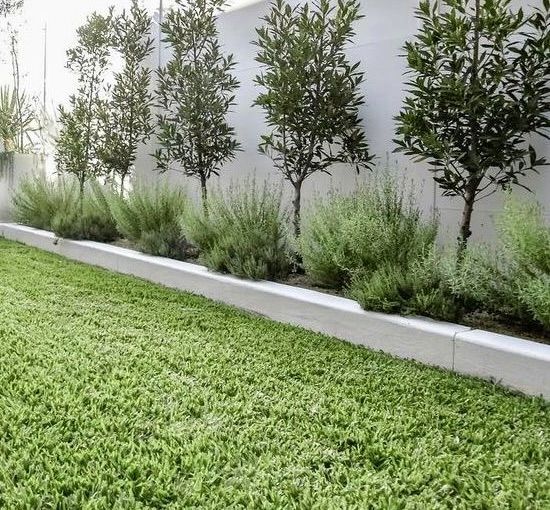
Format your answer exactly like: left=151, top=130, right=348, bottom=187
left=0, top=154, right=46, bottom=221
left=135, top=0, right=550, bottom=245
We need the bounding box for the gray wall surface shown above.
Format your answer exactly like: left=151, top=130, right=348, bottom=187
left=135, top=0, right=550, bottom=245
left=0, top=154, right=45, bottom=221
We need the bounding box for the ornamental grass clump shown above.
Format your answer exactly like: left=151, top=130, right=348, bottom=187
left=349, top=247, right=460, bottom=322
left=300, top=171, right=437, bottom=289
left=109, top=182, right=189, bottom=259
left=12, top=173, right=76, bottom=230
left=50, top=180, right=118, bottom=243
left=491, top=197, right=549, bottom=330
left=12, top=174, right=118, bottom=242
left=440, top=196, right=550, bottom=332
left=181, top=180, right=291, bottom=280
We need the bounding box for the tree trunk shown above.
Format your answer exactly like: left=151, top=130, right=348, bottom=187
left=79, top=176, right=85, bottom=214
left=292, top=181, right=302, bottom=238
left=457, top=0, right=481, bottom=257
left=120, top=174, right=127, bottom=197
left=200, top=174, right=208, bottom=216
left=457, top=185, right=477, bottom=255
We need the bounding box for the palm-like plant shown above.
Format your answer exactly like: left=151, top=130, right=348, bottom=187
left=0, top=85, right=37, bottom=153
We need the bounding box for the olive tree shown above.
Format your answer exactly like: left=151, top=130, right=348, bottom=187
left=56, top=12, right=112, bottom=199
left=155, top=0, right=240, bottom=208
left=99, top=0, right=155, bottom=194
left=395, top=0, right=550, bottom=250
left=254, top=0, right=373, bottom=237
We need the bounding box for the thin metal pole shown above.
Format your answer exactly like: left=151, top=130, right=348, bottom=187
left=42, top=22, right=47, bottom=107
left=158, top=0, right=163, bottom=67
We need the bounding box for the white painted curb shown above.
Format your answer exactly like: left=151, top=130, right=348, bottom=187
left=2, top=222, right=549, bottom=400
left=454, top=330, right=550, bottom=400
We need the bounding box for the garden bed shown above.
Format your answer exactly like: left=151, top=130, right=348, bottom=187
left=2, top=222, right=549, bottom=400
left=1, top=236, right=550, bottom=507
left=111, top=226, right=550, bottom=345
left=283, top=274, right=550, bottom=344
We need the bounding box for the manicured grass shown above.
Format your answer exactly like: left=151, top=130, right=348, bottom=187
left=0, top=238, right=549, bottom=509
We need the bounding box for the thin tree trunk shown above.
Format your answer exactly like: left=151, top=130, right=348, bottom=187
left=83, top=62, right=98, bottom=178
left=457, top=183, right=477, bottom=255
left=292, top=181, right=302, bottom=238
left=200, top=174, right=208, bottom=215
left=120, top=173, right=127, bottom=197
left=79, top=176, right=85, bottom=214
left=457, top=0, right=481, bottom=257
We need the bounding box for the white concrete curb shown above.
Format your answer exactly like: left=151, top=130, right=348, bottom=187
left=2, top=222, right=549, bottom=400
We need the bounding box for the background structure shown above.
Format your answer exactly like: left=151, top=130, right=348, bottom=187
left=0, top=0, right=547, bottom=242
left=134, top=0, right=550, bottom=244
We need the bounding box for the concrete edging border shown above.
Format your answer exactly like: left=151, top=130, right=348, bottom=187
left=2, top=222, right=549, bottom=400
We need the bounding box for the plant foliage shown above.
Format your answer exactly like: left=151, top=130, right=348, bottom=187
left=498, top=197, right=550, bottom=329
left=12, top=173, right=77, bottom=230
left=50, top=181, right=118, bottom=243
left=254, top=0, right=373, bottom=235
left=300, top=171, right=437, bottom=289
left=181, top=180, right=291, bottom=280
left=440, top=196, right=550, bottom=331
left=155, top=0, right=240, bottom=205
left=99, top=0, right=155, bottom=193
left=1, top=237, right=549, bottom=508
left=395, top=0, right=550, bottom=248
left=12, top=173, right=118, bottom=242
left=0, top=0, right=22, bottom=16
left=349, top=251, right=458, bottom=321
left=56, top=12, right=112, bottom=196
left=0, top=0, right=28, bottom=153
left=110, top=182, right=189, bottom=259
left=0, top=85, right=37, bottom=153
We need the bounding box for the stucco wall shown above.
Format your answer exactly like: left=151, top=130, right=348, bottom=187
left=135, top=0, right=550, bottom=245
left=0, top=154, right=46, bottom=221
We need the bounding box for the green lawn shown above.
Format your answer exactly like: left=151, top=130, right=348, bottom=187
left=0, top=238, right=549, bottom=509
